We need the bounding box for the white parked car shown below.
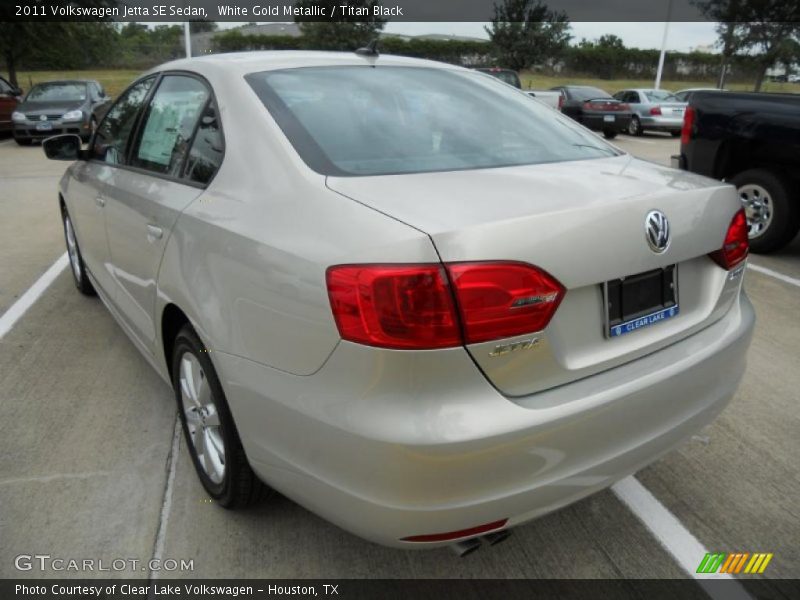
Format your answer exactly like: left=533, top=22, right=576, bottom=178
left=43, top=52, right=754, bottom=553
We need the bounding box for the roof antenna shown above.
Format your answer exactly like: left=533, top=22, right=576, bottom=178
left=355, top=39, right=380, bottom=58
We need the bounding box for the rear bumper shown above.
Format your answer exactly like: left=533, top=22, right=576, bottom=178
left=639, top=115, right=683, bottom=131
left=216, top=291, right=754, bottom=548
left=581, top=113, right=632, bottom=132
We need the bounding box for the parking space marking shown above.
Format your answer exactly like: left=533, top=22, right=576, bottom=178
left=612, top=477, right=751, bottom=599
left=748, top=263, right=800, bottom=289
left=0, top=139, right=13, bottom=147
left=617, top=136, right=657, bottom=145
left=0, top=252, right=67, bottom=339
left=149, top=415, right=181, bottom=581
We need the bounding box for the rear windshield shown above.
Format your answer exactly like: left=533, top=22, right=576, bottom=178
left=26, top=83, right=87, bottom=103
left=246, top=66, right=620, bottom=177
left=566, top=87, right=611, bottom=101
left=644, top=90, right=679, bottom=102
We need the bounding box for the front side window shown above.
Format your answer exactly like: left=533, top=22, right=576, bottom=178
left=130, top=75, right=210, bottom=176
left=0, top=78, right=11, bottom=94
left=92, top=77, right=155, bottom=165
left=247, top=67, right=620, bottom=177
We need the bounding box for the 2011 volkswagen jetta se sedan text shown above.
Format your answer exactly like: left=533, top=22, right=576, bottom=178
left=43, top=52, right=754, bottom=551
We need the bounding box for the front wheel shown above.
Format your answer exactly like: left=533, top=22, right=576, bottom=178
left=61, top=207, right=96, bottom=296
left=172, top=325, right=267, bottom=508
left=731, top=169, right=800, bottom=253
left=670, top=131, right=681, bottom=138
left=603, top=130, right=618, bottom=139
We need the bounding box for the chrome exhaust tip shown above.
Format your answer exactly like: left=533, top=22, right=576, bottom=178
left=481, top=529, right=511, bottom=546
left=449, top=537, right=481, bottom=557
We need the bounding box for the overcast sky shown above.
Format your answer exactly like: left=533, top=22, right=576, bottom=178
left=213, top=21, right=721, bottom=52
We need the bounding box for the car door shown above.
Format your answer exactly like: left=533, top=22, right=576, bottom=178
left=0, top=77, right=17, bottom=130
left=68, top=76, right=156, bottom=297
left=626, top=91, right=643, bottom=115
left=103, top=74, right=212, bottom=354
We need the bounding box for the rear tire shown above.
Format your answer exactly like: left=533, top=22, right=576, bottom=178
left=730, top=169, right=800, bottom=253
left=171, top=325, right=267, bottom=508
left=61, top=206, right=96, bottom=296
left=628, top=116, right=643, bottom=136
left=603, top=130, right=618, bottom=140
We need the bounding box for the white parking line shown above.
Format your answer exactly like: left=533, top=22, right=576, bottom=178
left=748, top=263, right=800, bottom=289
left=0, top=138, right=14, bottom=147
left=149, top=415, right=181, bottom=582
left=0, top=253, right=68, bottom=339
left=618, top=136, right=657, bottom=145
left=612, top=477, right=751, bottom=599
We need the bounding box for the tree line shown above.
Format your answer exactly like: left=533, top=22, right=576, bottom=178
left=1, top=0, right=798, bottom=91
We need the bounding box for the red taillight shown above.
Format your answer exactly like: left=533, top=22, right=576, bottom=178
left=709, top=209, right=749, bottom=270
left=649, top=106, right=662, bottom=116
left=326, top=262, right=565, bottom=349
left=401, top=519, right=508, bottom=543
left=447, top=262, right=564, bottom=344
left=326, top=264, right=461, bottom=350
left=681, top=105, right=696, bottom=145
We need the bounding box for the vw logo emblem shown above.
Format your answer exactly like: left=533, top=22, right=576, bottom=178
left=645, top=210, right=670, bottom=253
left=39, top=115, right=47, bottom=121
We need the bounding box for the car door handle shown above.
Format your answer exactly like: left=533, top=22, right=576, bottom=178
left=94, top=196, right=106, bottom=207
left=146, top=224, right=163, bottom=241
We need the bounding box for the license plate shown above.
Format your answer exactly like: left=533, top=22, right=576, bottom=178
left=603, top=115, right=615, bottom=122
left=36, top=122, right=53, bottom=131
left=604, top=266, right=678, bottom=338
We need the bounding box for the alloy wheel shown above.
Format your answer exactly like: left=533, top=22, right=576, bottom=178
left=64, top=215, right=82, bottom=282
left=179, top=352, right=226, bottom=484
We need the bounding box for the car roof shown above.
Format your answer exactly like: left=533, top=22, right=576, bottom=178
left=150, top=51, right=465, bottom=79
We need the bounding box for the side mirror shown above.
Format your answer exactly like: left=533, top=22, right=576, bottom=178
left=43, top=135, right=86, bottom=161
left=13, top=87, right=23, bottom=97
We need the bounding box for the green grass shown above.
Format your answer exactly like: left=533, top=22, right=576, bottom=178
left=519, top=73, right=799, bottom=94
left=10, top=68, right=799, bottom=100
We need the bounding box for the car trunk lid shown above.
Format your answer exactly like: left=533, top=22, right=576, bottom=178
left=327, top=155, right=743, bottom=396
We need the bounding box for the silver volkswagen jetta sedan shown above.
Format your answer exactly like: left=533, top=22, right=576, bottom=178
left=43, top=52, right=754, bottom=550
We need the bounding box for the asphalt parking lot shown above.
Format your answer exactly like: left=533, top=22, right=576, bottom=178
left=0, top=131, right=798, bottom=591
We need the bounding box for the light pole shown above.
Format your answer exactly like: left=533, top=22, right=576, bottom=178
left=184, top=21, right=192, bottom=58
left=654, top=0, right=674, bottom=90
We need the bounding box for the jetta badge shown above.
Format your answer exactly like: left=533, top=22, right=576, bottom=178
left=645, top=210, right=670, bottom=253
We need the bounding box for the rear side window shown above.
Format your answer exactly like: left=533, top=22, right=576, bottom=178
left=183, top=101, right=224, bottom=184
left=130, top=75, right=210, bottom=177
left=92, top=77, right=155, bottom=164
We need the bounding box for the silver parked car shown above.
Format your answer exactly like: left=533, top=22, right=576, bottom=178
left=43, top=52, right=754, bottom=551
left=613, top=88, right=688, bottom=136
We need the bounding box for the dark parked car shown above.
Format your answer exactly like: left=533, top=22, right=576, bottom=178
left=12, top=79, right=112, bottom=145
left=475, top=68, right=521, bottom=89
left=0, top=75, right=23, bottom=133
left=675, top=91, right=800, bottom=253
left=551, top=85, right=632, bottom=139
